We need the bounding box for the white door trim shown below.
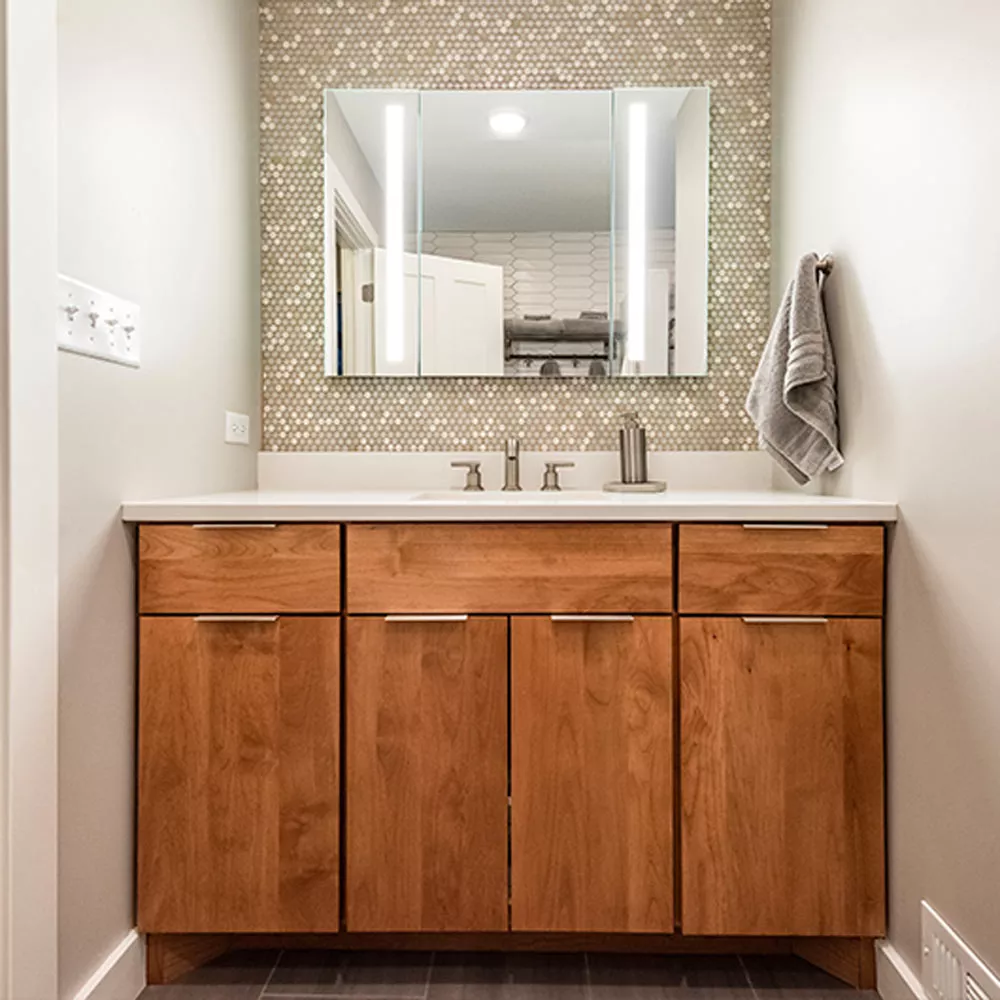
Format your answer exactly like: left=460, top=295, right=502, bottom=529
left=1, top=0, right=59, bottom=997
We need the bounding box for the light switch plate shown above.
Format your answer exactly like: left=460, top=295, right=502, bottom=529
left=225, top=411, right=251, bottom=445
left=57, top=275, right=141, bottom=368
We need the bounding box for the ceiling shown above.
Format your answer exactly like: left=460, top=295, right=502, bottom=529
left=330, top=88, right=696, bottom=232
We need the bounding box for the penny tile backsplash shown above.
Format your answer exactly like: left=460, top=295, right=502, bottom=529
left=259, top=0, right=772, bottom=452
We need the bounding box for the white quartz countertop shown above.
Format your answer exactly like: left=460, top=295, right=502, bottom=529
left=121, top=489, right=897, bottom=523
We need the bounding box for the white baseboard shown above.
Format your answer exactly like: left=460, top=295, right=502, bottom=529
left=878, top=941, right=927, bottom=1000
left=71, top=929, right=144, bottom=1000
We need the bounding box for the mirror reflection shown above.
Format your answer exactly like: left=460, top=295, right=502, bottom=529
left=324, top=87, right=709, bottom=378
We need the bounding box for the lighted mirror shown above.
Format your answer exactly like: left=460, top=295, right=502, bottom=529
left=324, top=87, right=709, bottom=377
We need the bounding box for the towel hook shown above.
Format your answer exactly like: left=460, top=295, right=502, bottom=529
left=816, top=255, right=834, bottom=275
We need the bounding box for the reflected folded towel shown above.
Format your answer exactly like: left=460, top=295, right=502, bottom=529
left=746, top=253, right=844, bottom=484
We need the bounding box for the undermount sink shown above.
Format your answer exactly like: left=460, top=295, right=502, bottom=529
left=413, top=490, right=623, bottom=503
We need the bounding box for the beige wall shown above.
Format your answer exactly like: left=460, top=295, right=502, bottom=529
left=773, top=0, right=1000, bottom=975
left=57, top=1, right=259, bottom=996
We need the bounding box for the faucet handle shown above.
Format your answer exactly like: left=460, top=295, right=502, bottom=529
left=541, top=461, right=575, bottom=492
left=451, top=460, right=484, bottom=492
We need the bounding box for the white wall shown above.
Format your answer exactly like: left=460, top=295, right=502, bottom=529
left=3, top=1, right=60, bottom=996
left=673, top=87, right=709, bottom=376
left=326, top=93, right=384, bottom=238
left=773, top=0, right=1000, bottom=976
left=57, top=1, right=260, bottom=997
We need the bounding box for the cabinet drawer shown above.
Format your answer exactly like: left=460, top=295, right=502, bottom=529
left=346, top=524, right=673, bottom=614
left=678, top=524, right=883, bottom=616
left=139, top=524, right=341, bottom=614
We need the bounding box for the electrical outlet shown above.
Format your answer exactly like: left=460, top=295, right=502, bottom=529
left=57, top=275, right=140, bottom=368
left=225, top=411, right=251, bottom=446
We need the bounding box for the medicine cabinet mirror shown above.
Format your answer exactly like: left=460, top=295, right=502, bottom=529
left=324, top=87, right=709, bottom=378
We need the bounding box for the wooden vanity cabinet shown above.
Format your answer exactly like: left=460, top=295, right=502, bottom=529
left=511, top=615, right=674, bottom=933
left=677, top=523, right=886, bottom=938
left=136, top=517, right=888, bottom=988
left=345, top=616, right=508, bottom=932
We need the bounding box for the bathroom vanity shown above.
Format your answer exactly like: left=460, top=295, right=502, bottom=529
left=125, top=490, right=895, bottom=988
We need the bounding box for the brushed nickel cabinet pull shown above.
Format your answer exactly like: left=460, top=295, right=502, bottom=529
left=384, top=615, right=470, bottom=623
left=742, top=617, right=829, bottom=625
left=742, top=524, right=830, bottom=530
left=192, top=523, right=278, bottom=530
left=550, top=615, right=636, bottom=623
left=194, top=615, right=280, bottom=623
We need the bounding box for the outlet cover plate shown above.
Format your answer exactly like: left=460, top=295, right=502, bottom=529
left=225, top=411, right=251, bottom=445
left=57, top=275, right=140, bottom=368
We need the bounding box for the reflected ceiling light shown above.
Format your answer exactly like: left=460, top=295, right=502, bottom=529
left=384, top=104, right=405, bottom=364
left=627, top=102, right=648, bottom=365
left=489, top=109, right=527, bottom=137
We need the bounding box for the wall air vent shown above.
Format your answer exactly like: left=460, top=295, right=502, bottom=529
left=922, top=902, right=1000, bottom=1000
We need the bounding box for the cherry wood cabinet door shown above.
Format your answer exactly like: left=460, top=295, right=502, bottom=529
left=345, top=616, right=508, bottom=932
left=680, top=617, right=885, bottom=936
left=138, top=616, right=340, bottom=933
left=511, top=616, right=674, bottom=933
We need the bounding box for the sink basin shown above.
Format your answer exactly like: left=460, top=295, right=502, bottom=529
left=414, top=490, right=623, bottom=503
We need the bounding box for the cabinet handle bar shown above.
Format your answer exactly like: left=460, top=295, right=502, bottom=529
left=384, top=615, right=469, bottom=623
left=742, top=524, right=830, bottom=530
left=550, top=615, right=636, bottom=623
left=193, top=615, right=280, bottom=623
left=742, top=617, right=829, bottom=625
left=192, top=523, right=278, bottom=530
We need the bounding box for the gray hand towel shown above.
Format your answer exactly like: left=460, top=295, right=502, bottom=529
left=746, top=253, right=844, bottom=484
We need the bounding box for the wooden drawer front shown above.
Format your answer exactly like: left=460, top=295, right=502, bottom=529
left=678, top=524, right=883, bottom=616
left=680, top=617, right=885, bottom=936
left=346, top=524, right=673, bottom=614
left=139, top=525, right=341, bottom=614
left=346, top=617, right=508, bottom=932
left=512, top=616, right=674, bottom=933
left=138, top=616, right=340, bottom=933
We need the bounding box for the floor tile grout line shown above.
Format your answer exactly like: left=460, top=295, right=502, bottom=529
left=423, top=952, right=436, bottom=1000
left=261, top=993, right=430, bottom=1000
left=736, top=955, right=761, bottom=1000
left=257, top=949, right=286, bottom=1000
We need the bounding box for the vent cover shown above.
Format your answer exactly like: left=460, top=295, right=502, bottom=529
left=968, top=978, right=992, bottom=1000
left=922, top=902, right=1000, bottom=1000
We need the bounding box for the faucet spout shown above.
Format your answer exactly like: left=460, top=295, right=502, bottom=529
left=502, top=437, right=522, bottom=492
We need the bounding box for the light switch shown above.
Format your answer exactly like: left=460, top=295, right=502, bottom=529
left=225, top=411, right=251, bottom=445
left=57, top=275, right=140, bottom=368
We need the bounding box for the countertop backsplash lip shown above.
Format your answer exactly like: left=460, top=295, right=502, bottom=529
left=256, top=449, right=779, bottom=494
left=258, top=0, right=773, bottom=453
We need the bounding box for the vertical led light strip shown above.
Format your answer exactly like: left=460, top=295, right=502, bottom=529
left=384, top=104, right=405, bottom=364
left=627, top=102, right=648, bottom=364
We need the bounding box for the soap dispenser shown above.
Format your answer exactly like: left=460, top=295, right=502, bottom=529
left=604, top=411, right=667, bottom=494
left=619, top=411, right=648, bottom=484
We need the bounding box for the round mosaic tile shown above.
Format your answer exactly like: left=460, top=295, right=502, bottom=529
left=259, top=0, right=772, bottom=452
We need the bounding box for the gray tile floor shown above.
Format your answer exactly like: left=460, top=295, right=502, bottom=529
left=138, top=951, right=879, bottom=1000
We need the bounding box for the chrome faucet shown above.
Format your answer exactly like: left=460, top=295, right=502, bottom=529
left=502, top=438, right=521, bottom=492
